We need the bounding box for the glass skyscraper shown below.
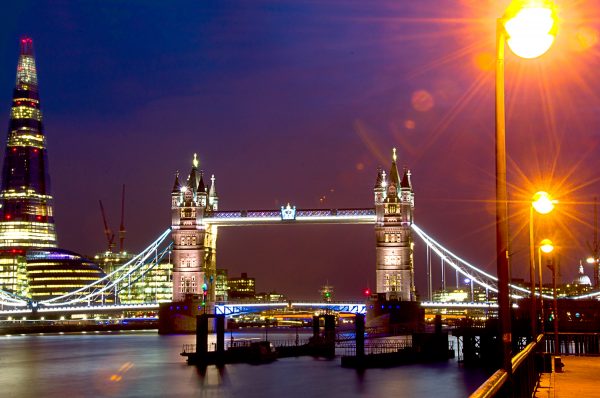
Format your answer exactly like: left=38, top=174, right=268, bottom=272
left=0, top=37, right=56, bottom=249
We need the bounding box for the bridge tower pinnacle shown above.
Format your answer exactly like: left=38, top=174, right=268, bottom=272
left=374, top=149, right=415, bottom=301
left=171, top=155, right=218, bottom=303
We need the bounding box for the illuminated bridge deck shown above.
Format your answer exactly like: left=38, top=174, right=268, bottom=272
left=204, top=208, right=376, bottom=226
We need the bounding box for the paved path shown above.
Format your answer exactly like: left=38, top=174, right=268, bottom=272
left=534, top=356, right=600, bottom=398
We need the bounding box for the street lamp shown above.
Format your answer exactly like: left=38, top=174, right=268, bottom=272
left=495, top=0, right=558, bottom=372
left=586, top=256, right=599, bottom=290
left=529, top=191, right=556, bottom=338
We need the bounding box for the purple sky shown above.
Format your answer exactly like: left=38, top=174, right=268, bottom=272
left=1, top=1, right=600, bottom=299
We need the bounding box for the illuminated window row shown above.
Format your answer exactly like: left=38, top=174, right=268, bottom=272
left=31, top=284, right=102, bottom=289
left=27, top=269, right=99, bottom=274
left=0, top=242, right=56, bottom=248
left=0, top=226, right=56, bottom=236
left=32, top=277, right=99, bottom=281
left=11, top=106, right=42, bottom=121
left=13, top=98, right=39, bottom=104
left=2, top=190, right=52, bottom=200
left=0, top=220, right=56, bottom=228
left=16, top=56, right=37, bottom=86
left=8, top=136, right=46, bottom=148
left=9, top=132, right=44, bottom=141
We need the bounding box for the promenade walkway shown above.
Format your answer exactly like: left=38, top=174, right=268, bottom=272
left=534, top=356, right=600, bottom=398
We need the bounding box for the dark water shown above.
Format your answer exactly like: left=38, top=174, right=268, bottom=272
left=0, top=331, right=490, bottom=397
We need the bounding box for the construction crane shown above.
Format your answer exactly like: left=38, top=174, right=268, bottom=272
left=99, top=200, right=115, bottom=252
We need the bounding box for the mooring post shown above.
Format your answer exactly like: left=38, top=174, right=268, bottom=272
left=355, top=313, right=365, bottom=358
left=216, top=314, right=225, bottom=361
left=196, top=314, right=209, bottom=355
left=435, top=314, right=442, bottom=334
left=312, top=315, right=320, bottom=340
left=324, top=315, right=335, bottom=343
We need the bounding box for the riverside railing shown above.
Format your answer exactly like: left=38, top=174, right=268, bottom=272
left=469, top=333, right=544, bottom=398
left=544, top=332, right=600, bottom=355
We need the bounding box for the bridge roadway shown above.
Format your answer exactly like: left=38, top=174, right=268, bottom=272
left=0, top=301, right=501, bottom=317
left=204, top=208, right=376, bottom=226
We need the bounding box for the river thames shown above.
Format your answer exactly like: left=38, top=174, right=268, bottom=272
left=0, top=330, right=490, bottom=397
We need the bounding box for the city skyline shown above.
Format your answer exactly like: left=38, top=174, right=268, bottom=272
left=1, top=1, right=600, bottom=298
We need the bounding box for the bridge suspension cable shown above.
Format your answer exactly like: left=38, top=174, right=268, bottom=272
left=39, top=228, right=172, bottom=306
left=0, top=289, right=28, bottom=307
left=411, top=224, right=552, bottom=299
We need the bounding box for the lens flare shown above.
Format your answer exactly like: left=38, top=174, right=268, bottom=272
left=532, top=191, right=555, bottom=214
left=504, top=6, right=557, bottom=59
left=540, top=238, right=554, bottom=253
left=411, top=90, right=434, bottom=112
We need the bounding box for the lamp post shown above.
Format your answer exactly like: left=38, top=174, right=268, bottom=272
left=539, top=239, right=554, bottom=347
left=586, top=256, right=599, bottom=290
left=529, top=191, right=555, bottom=338
left=495, top=0, right=558, bottom=372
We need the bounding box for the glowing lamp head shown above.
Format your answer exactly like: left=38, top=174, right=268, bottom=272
left=540, top=238, right=554, bottom=253
left=586, top=257, right=596, bottom=264
left=531, top=191, right=555, bottom=214
left=503, top=0, right=558, bottom=59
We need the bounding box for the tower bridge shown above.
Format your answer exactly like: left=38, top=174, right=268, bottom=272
left=169, top=148, right=415, bottom=310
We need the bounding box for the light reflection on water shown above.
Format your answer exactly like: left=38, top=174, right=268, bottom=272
left=0, top=330, right=490, bottom=397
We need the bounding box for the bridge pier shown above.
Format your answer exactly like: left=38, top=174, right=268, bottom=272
left=158, top=294, right=215, bottom=334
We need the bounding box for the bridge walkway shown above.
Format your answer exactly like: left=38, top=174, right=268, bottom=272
left=534, top=356, right=600, bottom=398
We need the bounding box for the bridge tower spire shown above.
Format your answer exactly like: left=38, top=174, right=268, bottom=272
left=374, top=148, right=415, bottom=301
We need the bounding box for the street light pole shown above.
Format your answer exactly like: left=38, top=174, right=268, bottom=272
left=538, top=246, right=545, bottom=334
left=529, top=191, right=556, bottom=339
left=529, top=206, right=537, bottom=338
left=549, top=256, right=559, bottom=354
left=495, top=18, right=512, bottom=373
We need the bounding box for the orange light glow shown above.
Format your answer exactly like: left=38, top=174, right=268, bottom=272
left=532, top=191, right=555, bottom=214
left=540, top=238, right=554, bottom=253
left=504, top=1, right=558, bottom=59
left=411, top=89, right=434, bottom=112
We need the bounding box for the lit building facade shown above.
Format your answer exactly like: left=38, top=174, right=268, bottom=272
left=215, top=268, right=228, bottom=302
left=0, top=249, right=28, bottom=297
left=0, top=37, right=56, bottom=250
left=170, top=154, right=219, bottom=302
left=374, top=148, right=415, bottom=301
left=26, top=249, right=112, bottom=302
left=93, top=251, right=135, bottom=276
left=92, top=250, right=173, bottom=304
left=228, top=273, right=256, bottom=300
left=117, top=261, right=173, bottom=304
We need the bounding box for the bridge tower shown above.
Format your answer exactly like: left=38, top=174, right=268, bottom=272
left=374, top=148, right=415, bottom=301
left=170, top=154, right=218, bottom=304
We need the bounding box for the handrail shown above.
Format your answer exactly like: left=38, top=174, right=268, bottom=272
left=469, top=369, right=508, bottom=398
left=511, top=333, right=543, bottom=372
left=469, top=334, right=544, bottom=398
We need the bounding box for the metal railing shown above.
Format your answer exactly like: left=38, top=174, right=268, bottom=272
left=181, top=344, right=195, bottom=354
left=544, top=332, right=600, bottom=355
left=469, top=334, right=544, bottom=398
left=181, top=338, right=312, bottom=354
left=338, top=340, right=413, bottom=357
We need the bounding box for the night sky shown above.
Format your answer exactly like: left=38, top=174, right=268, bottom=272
left=1, top=1, right=599, bottom=299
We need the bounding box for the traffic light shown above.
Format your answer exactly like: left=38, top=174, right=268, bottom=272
left=363, top=288, right=371, bottom=297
